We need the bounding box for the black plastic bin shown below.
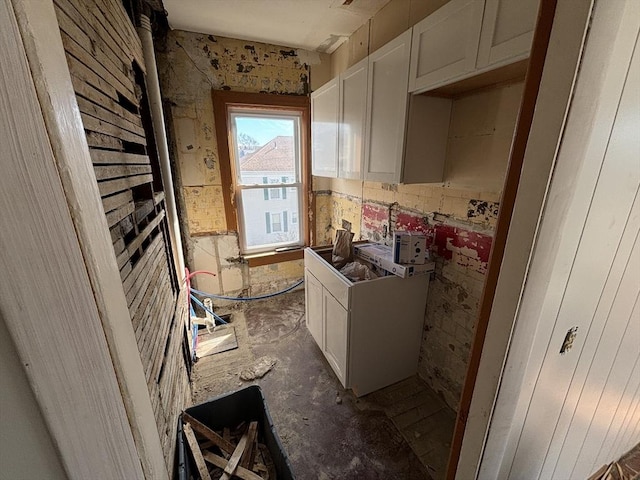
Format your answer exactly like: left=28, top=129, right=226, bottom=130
left=176, top=385, right=295, bottom=480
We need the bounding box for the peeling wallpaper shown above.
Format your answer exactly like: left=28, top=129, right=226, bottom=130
left=315, top=82, right=522, bottom=410
left=156, top=31, right=310, bottom=295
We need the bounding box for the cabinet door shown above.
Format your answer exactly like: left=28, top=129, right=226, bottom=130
left=323, top=290, right=349, bottom=387
left=304, top=270, right=323, bottom=348
left=311, top=77, right=339, bottom=178
left=338, top=57, right=368, bottom=180
left=476, top=0, right=539, bottom=69
left=363, top=29, right=412, bottom=184
left=408, top=0, right=484, bottom=93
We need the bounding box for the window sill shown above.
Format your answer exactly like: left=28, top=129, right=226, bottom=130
left=244, top=247, right=305, bottom=267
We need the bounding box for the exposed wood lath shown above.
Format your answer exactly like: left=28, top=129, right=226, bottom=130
left=53, top=0, right=191, bottom=472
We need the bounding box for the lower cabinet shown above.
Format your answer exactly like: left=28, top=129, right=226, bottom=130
left=322, top=290, right=349, bottom=386
left=304, top=247, right=432, bottom=396
left=304, top=269, right=323, bottom=347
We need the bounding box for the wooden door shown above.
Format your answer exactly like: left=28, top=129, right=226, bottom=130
left=363, top=29, right=412, bottom=184
left=304, top=270, right=324, bottom=348
left=338, top=57, right=368, bottom=180
left=476, top=0, right=539, bottom=70
left=408, top=0, right=484, bottom=93
left=311, top=77, right=339, bottom=178
left=323, top=289, right=349, bottom=387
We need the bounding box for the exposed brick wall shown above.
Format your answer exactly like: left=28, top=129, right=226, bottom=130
left=156, top=31, right=311, bottom=295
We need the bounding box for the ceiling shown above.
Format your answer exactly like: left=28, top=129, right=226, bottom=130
left=162, top=0, right=392, bottom=53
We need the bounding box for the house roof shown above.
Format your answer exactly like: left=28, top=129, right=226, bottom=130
left=240, top=136, right=295, bottom=172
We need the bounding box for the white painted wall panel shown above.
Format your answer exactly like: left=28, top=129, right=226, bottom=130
left=478, top=1, right=640, bottom=478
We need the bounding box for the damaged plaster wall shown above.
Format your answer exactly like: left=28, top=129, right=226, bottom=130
left=317, top=82, right=523, bottom=409
left=318, top=0, right=525, bottom=409
left=156, top=31, right=320, bottom=296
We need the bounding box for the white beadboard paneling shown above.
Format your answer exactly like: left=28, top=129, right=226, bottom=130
left=477, top=0, right=640, bottom=478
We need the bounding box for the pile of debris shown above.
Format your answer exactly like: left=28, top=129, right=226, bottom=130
left=182, top=412, right=277, bottom=480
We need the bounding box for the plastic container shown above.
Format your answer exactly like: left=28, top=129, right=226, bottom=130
left=176, top=385, right=295, bottom=480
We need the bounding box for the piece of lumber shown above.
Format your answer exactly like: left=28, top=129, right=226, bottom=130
left=202, top=452, right=263, bottom=480
left=98, top=174, right=153, bottom=197
left=102, top=190, right=133, bottom=213
left=183, top=423, right=212, bottom=480
left=91, top=149, right=149, bottom=165
left=221, top=431, right=249, bottom=479
left=94, top=164, right=151, bottom=181
left=182, top=412, right=236, bottom=455
left=240, top=422, right=258, bottom=469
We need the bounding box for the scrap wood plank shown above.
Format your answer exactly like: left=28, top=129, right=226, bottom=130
left=182, top=412, right=236, bottom=455
left=72, top=77, right=141, bottom=126
left=105, top=201, right=134, bottom=228
left=55, top=0, right=134, bottom=79
left=139, top=281, right=173, bottom=381
left=183, top=423, right=212, bottom=480
left=66, top=54, right=117, bottom=101
left=60, top=30, right=134, bottom=99
left=94, top=0, right=145, bottom=69
left=126, top=210, right=165, bottom=256
left=129, top=250, right=166, bottom=318
left=123, top=233, right=162, bottom=294
left=91, top=149, right=149, bottom=166
left=102, top=190, right=133, bottom=214
left=149, top=291, right=177, bottom=383
left=98, top=173, right=153, bottom=197
left=77, top=97, right=144, bottom=137
left=86, top=131, right=123, bottom=151
left=153, top=192, right=165, bottom=206
left=81, top=113, right=146, bottom=145
left=54, top=3, right=124, bottom=80
left=221, top=431, right=250, bottom=479
left=94, top=164, right=152, bottom=181
left=202, top=452, right=263, bottom=480
left=240, top=422, right=259, bottom=469
left=62, top=0, right=138, bottom=90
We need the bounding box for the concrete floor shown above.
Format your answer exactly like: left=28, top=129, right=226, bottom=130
left=191, top=290, right=455, bottom=479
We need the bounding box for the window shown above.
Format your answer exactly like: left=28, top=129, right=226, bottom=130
left=212, top=91, right=310, bottom=256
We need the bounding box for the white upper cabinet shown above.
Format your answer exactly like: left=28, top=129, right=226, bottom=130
left=338, top=57, right=368, bottom=180
left=408, top=0, right=484, bottom=93
left=311, top=77, right=339, bottom=177
left=476, top=0, right=539, bottom=69
left=363, top=29, right=412, bottom=183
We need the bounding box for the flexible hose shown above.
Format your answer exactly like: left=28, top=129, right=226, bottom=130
left=190, top=278, right=304, bottom=301
left=190, top=294, right=228, bottom=325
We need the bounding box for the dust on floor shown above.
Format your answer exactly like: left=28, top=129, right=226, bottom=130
left=191, top=290, right=455, bottom=479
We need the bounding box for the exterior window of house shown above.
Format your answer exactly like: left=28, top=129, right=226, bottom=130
left=228, top=108, right=304, bottom=254
left=212, top=91, right=310, bottom=259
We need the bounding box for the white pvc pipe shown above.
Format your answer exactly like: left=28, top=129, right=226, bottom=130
left=137, top=14, right=186, bottom=280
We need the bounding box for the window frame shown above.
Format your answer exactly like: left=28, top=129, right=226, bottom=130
left=212, top=91, right=312, bottom=263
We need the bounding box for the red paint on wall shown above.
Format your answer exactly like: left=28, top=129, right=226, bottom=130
left=431, top=225, right=492, bottom=264
left=361, top=202, right=493, bottom=269
left=396, top=212, right=430, bottom=234
left=362, top=203, right=387, bottom=222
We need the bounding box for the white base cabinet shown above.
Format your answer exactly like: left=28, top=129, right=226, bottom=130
left=304, top=247, right=432, bottom=396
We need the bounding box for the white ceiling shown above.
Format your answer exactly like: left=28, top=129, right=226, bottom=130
left=162, top=0, right=392, bottom=53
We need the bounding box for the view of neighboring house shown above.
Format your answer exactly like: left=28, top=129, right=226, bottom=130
left=237, top=136, right=301, bottom=250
